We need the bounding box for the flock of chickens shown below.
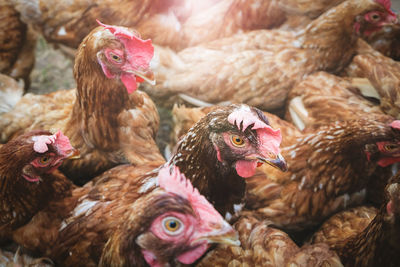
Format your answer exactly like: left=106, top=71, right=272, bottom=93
left=1, top=0, right=400, bottom=266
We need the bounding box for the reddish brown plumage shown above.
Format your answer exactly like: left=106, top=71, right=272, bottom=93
left=145, top=0, right=397, bottom=110
left=0, top=131, right=76, bottom=242
left=285, top=71, right=391, bottom=131
left=312, top=172, right=400, bottom=266
left=344, top=39, right=400, bottom=119
left=245, top=118, right=400, bottom=230
left=197, top=212, right=342, bottom=266
left=0, top=24, right=164, bottom=184
left=169, top=104, right=286, bottom=217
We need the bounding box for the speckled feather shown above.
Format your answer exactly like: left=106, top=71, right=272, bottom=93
left=311, top=173, right=400, bottom=266
left=197, top=212, right=342, bottom=267
left=344, top=39, right=400, bottom=118
left=285, top=71, right=391, bottom=131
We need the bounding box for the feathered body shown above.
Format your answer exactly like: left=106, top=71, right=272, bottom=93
left=285, top=71, right=391, bottom=131
left=312, top=173, right=400, bottom=266
left=197, top=212, right=342, bottom=267
left=0, top=23, right=164, bottom=184
left=245, top=119, right=400, bottom=230
left=145, top=0, right=397, bottom=110
left=345, top=39, right=400, bottom=119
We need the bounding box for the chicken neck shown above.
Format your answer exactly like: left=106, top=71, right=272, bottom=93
left=170, top=126, right=246, bottom=218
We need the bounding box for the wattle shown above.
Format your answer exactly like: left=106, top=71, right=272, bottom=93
left=177, top=243, right=209, bottom=264
left=235, top=160, right=257, bottom=178
left=120, top=73, right=138, bottom=94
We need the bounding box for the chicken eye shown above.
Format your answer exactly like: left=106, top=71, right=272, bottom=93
left=231, top=135, right=245, bottom=147
left=38, top=155, right=52, bottom=166
left=384, top=144, right=399, bottom=151
left=162, top=217, right=184, bottom=235
left=368, top=12, right=381, bottom=21
left=109, top=52, right=122, bottom=63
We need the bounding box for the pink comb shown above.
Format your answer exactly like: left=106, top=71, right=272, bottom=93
left=228, top=106, right=282, bottom=154
left=390, top=120, right=400, bottom=130
left=158, top=165, right=222, bottom=221
left=32, top=130, right=73, bottom=155
left=228, top=106, right=268, bottom=131
left=96, top=20, right=154, bottom=70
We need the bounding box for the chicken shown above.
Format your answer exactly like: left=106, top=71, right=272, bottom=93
left=13, top=164, right=238, bottom=267
left=245, top=118, right=400, bottom=230
left=311, top=172, right=400, bottom=266
left=168, top=104, right=287, bottom=217
left=0, top=21, right=164, bottom=184
left=145, top=0, right=398, bottom=110
left=344, top=39, right=400, bottom=119
left=0, top=0, right=36, bottom=89
left=0, top=130, right=77, bottom=242
left=197, top=212, right=342, bottom=267
left=285, top=71, right=391, bottom=131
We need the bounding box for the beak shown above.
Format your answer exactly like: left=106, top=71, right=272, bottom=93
left=194, top=221, right=240, bottom=247
left=383, top=12, right=398, bottom=25
left=125, top=68, right=156, bottom=85
left=256, top=153, right=288, bottom=172
left=66, top=148, right=81, bottom=159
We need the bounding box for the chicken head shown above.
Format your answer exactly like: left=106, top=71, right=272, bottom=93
left=86, top=20, right=155, bottom=94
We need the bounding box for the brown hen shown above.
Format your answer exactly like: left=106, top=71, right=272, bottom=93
left=145, top=0, right=397, bottom=110
left=0, top=130, right=77, bottom=242
left=245, top=118, right=400, bottom=230
left=312, top=172, right=400, bottom=266
left=0, top=22, right=163, bottom=184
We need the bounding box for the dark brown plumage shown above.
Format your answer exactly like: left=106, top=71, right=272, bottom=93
left=312, top=172, right=400, bottom=267
left=0, top=130, right=77, bottom=242
left=0, top=23, right=164, bottom=185
left=245, top=118, right=400, bottom=230
left=169, top=104, right=287, bottom=217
